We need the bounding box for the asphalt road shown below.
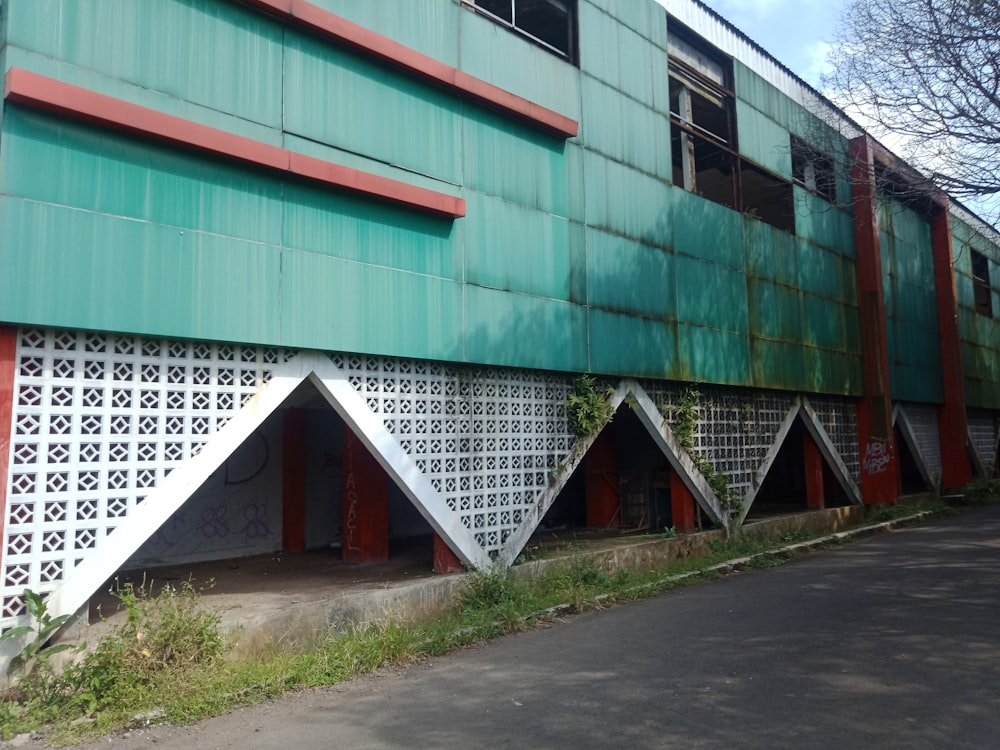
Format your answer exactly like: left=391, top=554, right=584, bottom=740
left=62, top=505, right=1000, bottom=749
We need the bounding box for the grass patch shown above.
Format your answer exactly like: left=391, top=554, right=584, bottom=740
left=1, top=489, right=981, bottom=745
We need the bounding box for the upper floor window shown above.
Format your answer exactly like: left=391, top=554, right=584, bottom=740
left=791, top=136, right=836, bottom=203
left=464, top=0, right=577, bottom=62
left=669, top=25, right=794, bottom=233
left=972, top=249, right=993, bottom=317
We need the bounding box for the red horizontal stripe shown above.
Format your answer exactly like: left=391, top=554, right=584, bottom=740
left=241, top=0, right=579, bottom=138
left=4, top=68, right=465, bottom=219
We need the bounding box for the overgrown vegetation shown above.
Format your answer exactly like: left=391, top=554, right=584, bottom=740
left=566, top=375, right=615, bottom=438
left=961, top=477, right=1000, bottom=506
left=665, top=387, right=738, bottom=514
left=0, top=491, right=982, bottom=744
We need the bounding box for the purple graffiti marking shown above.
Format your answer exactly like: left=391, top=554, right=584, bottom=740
left=863, top=440, right=891, bottom=475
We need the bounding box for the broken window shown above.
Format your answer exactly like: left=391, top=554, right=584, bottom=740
left=669, top=26, right=794, bottom=232
left=741, top=161, right=795, bottom=232
left=791, top=136, right=836, bottom=203
left=464, top=0, right=576, bottom=62
left=972, top=249, right=993, bottom=317
left=669, top=31, right=737, bottom=208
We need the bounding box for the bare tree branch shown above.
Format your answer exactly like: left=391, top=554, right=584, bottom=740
left=824, top=0, right=1000, bottom=220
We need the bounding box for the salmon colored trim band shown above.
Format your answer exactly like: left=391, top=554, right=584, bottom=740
left=240, top=0, right=579, bottom=138
left=4, top=68, right=465, bottom=219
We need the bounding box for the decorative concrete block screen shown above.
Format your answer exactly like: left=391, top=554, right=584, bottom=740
left=968, top=409, right=999, bottom=473
left=808, top=397, right=861, bottom=482
left=638, top=380, right=797, bottom=501
left=1, top=326, right=866, bottom=641
left=327, top=353, right=575, bottom=557
left=896, top=403, right=943, bottom=485
left=2, top=328, right=289, bottom=621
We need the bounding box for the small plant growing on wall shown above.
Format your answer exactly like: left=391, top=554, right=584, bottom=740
left=566, top=375, right=615, bottom=437
left=666, top=387, right=741, bottom=517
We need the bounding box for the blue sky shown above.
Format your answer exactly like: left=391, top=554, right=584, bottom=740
left=659, top=0, right=851, bottom=87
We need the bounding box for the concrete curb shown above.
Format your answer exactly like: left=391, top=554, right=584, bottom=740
left=525, top=510, right=938, bottom=623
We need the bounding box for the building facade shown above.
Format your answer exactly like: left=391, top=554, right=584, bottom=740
left=1, top=0, right=999, bottom=653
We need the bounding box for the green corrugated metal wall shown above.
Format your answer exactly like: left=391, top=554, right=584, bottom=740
left=953, top=217, right=1000, bottom=408
left=0, top=0, right=992, bottom=401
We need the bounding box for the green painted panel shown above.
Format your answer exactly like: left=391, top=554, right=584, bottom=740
left=843, top=305, right=862, bottom=352
left=674, top=256, right=748, bottom=333
left=734, top=62, right=795, bottom=132
left=735, top=101, right=792, bottom=180
left=801, top=295, right=845, bottom=350
left=7, top=0, right=283, bottom=128
left=2, top=109, right=283, bottom=244
left=463, top=107, right=568, bottom=215
left=797, top=241, right=842, bottom=299
left=568, top=221, right=588, bottom=305
left=744, top=219, right=796, bottom=281
left=584, top=154, right=672, bottom=245
left=281, top=183, right=460, bottom=280
left=748, top=280, right=802, bottom=341
left=464, top=193, right=571, bottom=300
left=589, top=309, right=676, bottom=377
left=750, top=338, right=805, bottom=391
left=793, top=188, right=855, bottom=255
left=458, top=8, right=581, bottom=121
left=0, top=197, right=280, bottom=342
left=309, top=0, right=460, bottom=67
left=283, top=35, right=461, bottom=184
left=802, top=347, right=859, bottom=395
left=464, top=286, right=588, bottom=371
left=956, top=272, right=976, bottom=311
left=615, top=24, right=661, bottom=109
left=891, top=363, right=943, bottom=404
left=587, top=229, right=674, bottom=319
left=588, top=0, right=667, bottom=49
left=772, top=228, right=800, bottom=287
left=878, top=200, right=931, bottom=250
left=578, top=1, right=622, bottom=88
left=566, top=143, right=587, bottom=224
left=677, top=325, right=751, bottom=386
left=672, top=188, right=745, bottom=269
left=280, top=250, right=462, bottom=359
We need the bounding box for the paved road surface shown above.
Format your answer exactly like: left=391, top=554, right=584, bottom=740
left=56, top=506, right=1000, bottom=748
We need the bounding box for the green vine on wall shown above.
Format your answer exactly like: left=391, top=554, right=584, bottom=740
left=566, top=375, right=615, bottom=438
left=666, top=387, right=739, bottom=515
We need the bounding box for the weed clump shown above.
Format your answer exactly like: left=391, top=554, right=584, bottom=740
left=963, top=477, right=1000, bottom=505
left=0, top=579, right=226, bottom=741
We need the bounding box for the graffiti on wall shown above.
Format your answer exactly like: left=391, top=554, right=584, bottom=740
left=344, top=439, right=361, bottom=554
left=862, top=440, right=891, bottom=475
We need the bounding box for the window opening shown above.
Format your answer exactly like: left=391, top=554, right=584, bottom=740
left=972, top=249, right=993, bottom=317
left=741, top=162, right=795, bottom=233
left=669, top=25, right=794, bottom=233
left=791, top=136, right=836, bottom=203
left=464, top=0, right=576, bottom=62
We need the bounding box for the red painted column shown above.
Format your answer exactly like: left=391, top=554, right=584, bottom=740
left=849, top=136, right=899, bottom=505
left=342, top=426, right=389, bottom=562
left=803, top=431, right=825, bottom=510
left=0, top=326, right=16, bottom=573
left=931, top=202, right=972, bottom=490
left=281, top=409, right=307, bottom=553
left=669, top=469, right=696, bottom=533
left=433, top=533, right=464, bottom=574
left=584, top=427, right=619, bottom=528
